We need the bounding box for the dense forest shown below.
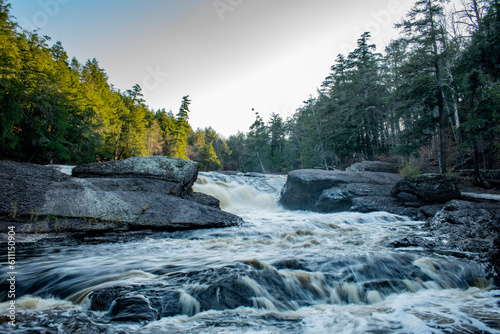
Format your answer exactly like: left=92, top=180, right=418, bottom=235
left=1, top=0, right=499, bottom=183
left=0, top=0, right=229, bottom=170
left=225, top=0, right=500, bottom=181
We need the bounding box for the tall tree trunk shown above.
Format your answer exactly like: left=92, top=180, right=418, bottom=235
left=473, top=141, right=489, bottom=187
left=444, top=52, right=463, bottom=166
left=114, top=133, right=121, bottom=160
left=256, top=151, right=266, bottom=173
left=311, top=107, right=329, bottom=170
left=428, top=0, right=447, bottom=174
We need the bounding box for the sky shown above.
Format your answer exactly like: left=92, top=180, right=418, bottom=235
left=10, top=0, right=462, bottom=138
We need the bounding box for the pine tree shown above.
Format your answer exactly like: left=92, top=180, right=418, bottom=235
left=247, top=111, right=269, bottom=172
left=200, top=141, right=221, bottom=171
left=396, top=0, right=450, bottom=173
left=172, top=95, right=191, bottom=159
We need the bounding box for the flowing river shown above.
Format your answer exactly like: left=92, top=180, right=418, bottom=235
left=1, top=172, right=499, bottom=333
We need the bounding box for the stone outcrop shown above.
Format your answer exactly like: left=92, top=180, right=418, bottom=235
left=0, top=158, right=242, bottom=237
left=279, top=168, right=467, bottom=218
left=427, top=200, right=500, bottom=252
left=387, top=200, right=500, bottom=285
left=279, top=169, right=404, bottom=213
left=391, top=173, right=461, bottom=203
left=72, top=156, right=199, bottom=195
left=346, top=161, right=401, bottom=174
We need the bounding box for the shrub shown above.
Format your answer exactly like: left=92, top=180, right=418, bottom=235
left=400, top=163, right=423, bottom=179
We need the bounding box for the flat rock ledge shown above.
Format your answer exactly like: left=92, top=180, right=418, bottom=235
left=0, top=158, right=242, bottom=243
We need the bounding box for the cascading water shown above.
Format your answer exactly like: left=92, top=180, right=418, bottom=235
left=1, top=172, right=499, bottom=333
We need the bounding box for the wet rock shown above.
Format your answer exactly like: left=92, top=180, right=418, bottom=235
left=427, top=200, right=500, bottom=252
left=183, top=192, right=221, bottom=208
left=391, top=173, right=461, bottom=203
left=88, top=263, right=330, bottom=323
left=350, top=196, right=402, bottom=213
left=242, top=172, right=266, bottom=178
left=346, top=161, right=401, bottom=174
left=492, top=233, right=500, bottom=286
left=388, top=199, right=500, bottom=282
left=315, top=188, right=352, bottom=212
left=110, top=295, right=159, bottom=322
left=91, top=285, right=180, bottom=321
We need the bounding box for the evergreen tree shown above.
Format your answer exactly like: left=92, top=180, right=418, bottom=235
left=247, top=111, right=269, bottom=172
left=200, top=141, right=221, bottom=171
left=268, top=113, right=286, bottom=171
left=455, top=0, right=500, bottom=185
left=395, top=0, right=450, bottom=173
left=226, top=131, right=247, bottom=171
left=172, top=95, right=191, bottom=159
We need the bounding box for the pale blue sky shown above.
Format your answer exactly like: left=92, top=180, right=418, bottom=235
left=9, top=0, right=462, bottom=137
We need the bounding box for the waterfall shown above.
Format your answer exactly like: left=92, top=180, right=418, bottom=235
left=193, top=172, right=286, bottom=213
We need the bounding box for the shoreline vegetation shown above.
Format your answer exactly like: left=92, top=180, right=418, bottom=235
left=0, top=0, right=498, bottom=182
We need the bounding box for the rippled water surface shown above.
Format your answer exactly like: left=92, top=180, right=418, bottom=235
left=1, top=172, right=499, bottom=333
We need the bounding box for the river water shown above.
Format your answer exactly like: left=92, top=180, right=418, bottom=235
left=1, top=172, right=499, bottom=333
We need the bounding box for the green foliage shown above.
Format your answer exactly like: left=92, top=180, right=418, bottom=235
left=399, top=163, right=422, bottom=179
left=1, top=0, right=498, bottom=174
left=200, top=141, right=221, bottom=171
left=171, top=95, right=192, bottom=159
left=0, top=5, right=201, bottom=165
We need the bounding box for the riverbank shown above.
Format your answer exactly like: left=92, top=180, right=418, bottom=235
left=0, top=157, right=242, bottom=245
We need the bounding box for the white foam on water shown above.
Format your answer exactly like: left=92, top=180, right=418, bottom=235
left=179, top=291, right=200, bottom=316
left=300, top=287, right=500, bottom=334
left=6, top=171, right=499, bottom=333
left=0, top=295, right=77, bottom=312
left=193, top=173, right=286, bottom=214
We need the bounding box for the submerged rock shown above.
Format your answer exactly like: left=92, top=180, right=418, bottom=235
left=391, top=173, right=461, bottom=203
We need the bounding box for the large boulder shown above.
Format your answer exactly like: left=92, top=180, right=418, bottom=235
left=72, top=156, right=198, bottom=195
left=280, top=169, right=403, bottom=213
left=346, top=161, right=401, bottom=174
left=0, top=159, right=242, bottom=237
left=427, top=200, right=500, bottom=253
left=391, top=173, right=461, bottom=203
left=0, top=160, right=70, bottom=215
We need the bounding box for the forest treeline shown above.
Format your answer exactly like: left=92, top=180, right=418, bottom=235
left=0, top=0, right=228, bottom=170
left=1, top=0, right=499, bottom=180
left=226, top=0, right=500, bottom=180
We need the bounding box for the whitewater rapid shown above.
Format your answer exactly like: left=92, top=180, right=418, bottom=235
left=1, top=172, right=499, bottom=333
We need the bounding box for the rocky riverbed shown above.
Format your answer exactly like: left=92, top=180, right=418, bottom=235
left=1, top=161, right=499, bottom=333
left=2, top=158, right=499, bottom=283
left=279, top=162, right=500, bottom=285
